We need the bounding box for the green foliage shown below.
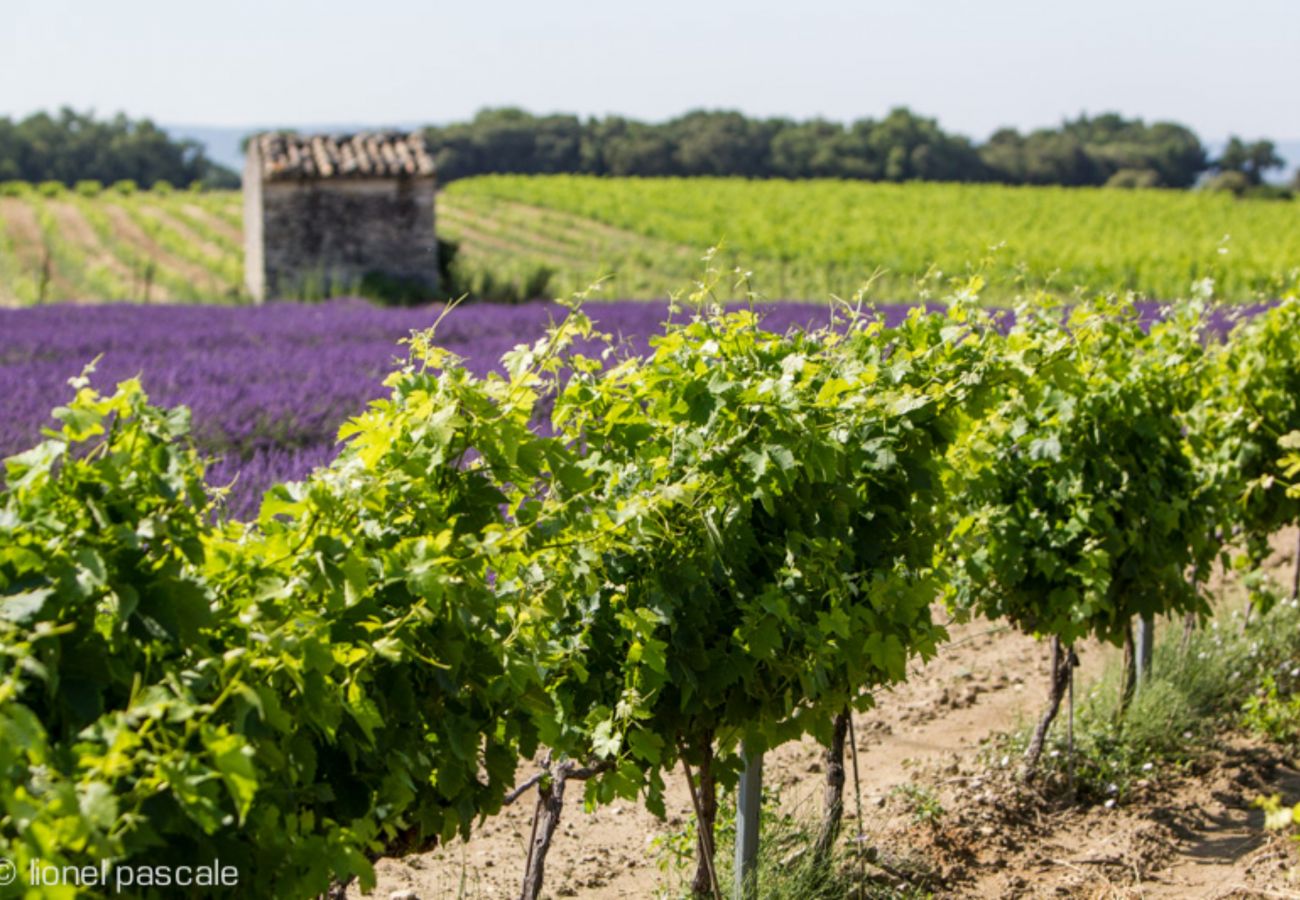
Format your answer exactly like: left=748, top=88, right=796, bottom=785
left=1104, top=168, right=1161, bottom=189
left=1256, top=793, right=1300, bottom=841
left=1254, top=792, right=1300, bottom=881
left=890, top=783, right=945, bottom=826
left=441, top=255, right=556, bottom=304
left=111, top=180, right=138, bottom=196
left=1244, top=675, right=1300, bottom=744
left=516, top=269, right=992, bottom=823
left=945, top=296, right=1214, bottom=646
left=36, top=181, right=64, bottom=198
left=1203, top=171, right=1252, bottom=196
left=1191, top=299, right=1300, bottom=596
left=0, top=329, right=587, bottom=895
left=656, top=783, right=932, bottom=899
left=74, top=179, right=103, bottom=197
left=353, top=270, right=435, bottom=306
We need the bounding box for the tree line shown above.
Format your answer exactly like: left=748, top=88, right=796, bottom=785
left=0, top=107, right=238, bottom=189
left=426, top=107, right=1290, bottom=191
left=0, top=106, right=1288, bottom=193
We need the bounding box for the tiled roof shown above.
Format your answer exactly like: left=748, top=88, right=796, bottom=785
left=251, top=131, right=436, bottom=181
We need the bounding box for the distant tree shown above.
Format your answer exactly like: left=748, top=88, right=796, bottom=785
left=982, top=114, right=1208, bottom=188
left=582, top=116, right=676, bottom=176
left=0, top=108, right=236, bottom=188
left=1215, top=137, right=1285, bottom=185
left=414, top=106, right=1223, bottom=190
left=863, top=107, right=985, bottom=181
left=425, top=108, right=585, bottom=181
left=980, top=128, right=1098, bottom=185
left=668, top=110, right=776, bottom=177
left=768, top=119, right=847, bottom=179
left=1061, top=114, right=1205, bottom=187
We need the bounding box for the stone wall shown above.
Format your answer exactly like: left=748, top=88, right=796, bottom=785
left=250, top=176, right=437, bottom=301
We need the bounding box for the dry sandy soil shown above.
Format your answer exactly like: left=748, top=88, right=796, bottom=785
left=351, top=532, right=1300, bottom=900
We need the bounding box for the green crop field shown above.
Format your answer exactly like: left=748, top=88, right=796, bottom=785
left=0, top=185, right=244, bottom=303
left=1, top=177, right=1297, bottom=304
left=443, top=176, right=1300, bottom=302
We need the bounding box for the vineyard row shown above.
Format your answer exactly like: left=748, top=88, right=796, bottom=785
left=2, top=273, right=1300, bottom=898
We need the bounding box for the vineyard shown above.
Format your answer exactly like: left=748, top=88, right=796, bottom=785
left=3, top=260, right=1300, bottom=897
left=443, top=176, right=1300, bottom=302
left=2, top=178, right=1300, bottom=304
left=0, top=183, right=243, bottom=304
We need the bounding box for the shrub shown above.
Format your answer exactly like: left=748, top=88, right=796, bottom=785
left=1105, top=168, right=1162, bottom=189
left=945, top=297, right=1215, bottom=771
left=1203, top=170, right=1251, bottom=196
left=0, top=338, right=574, bottom=896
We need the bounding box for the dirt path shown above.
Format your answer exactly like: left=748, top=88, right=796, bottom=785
left=353, top=619, right=1122, bottom=899
left=1145, top=752, right=1300, bottom=898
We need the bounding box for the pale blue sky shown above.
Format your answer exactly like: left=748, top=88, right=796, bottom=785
left=2, top=0, right=1294, bottom=141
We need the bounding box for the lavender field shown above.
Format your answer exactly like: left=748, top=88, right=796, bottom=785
left=0, top=300, right=839, bottom=517
left=1, top=297, right=1268, bottom=519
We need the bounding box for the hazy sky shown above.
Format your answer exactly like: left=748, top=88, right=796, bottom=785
left=2, top=0, right=1294, bottom=140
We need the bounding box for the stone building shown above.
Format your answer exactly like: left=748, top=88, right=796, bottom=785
left=243, top=131, right=438, bottom=302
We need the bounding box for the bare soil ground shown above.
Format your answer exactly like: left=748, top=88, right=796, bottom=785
left=136, top=205, right=228, bottom=263
left=101, top=204, right=217, bottom=292
left=350, top=535, right=1300, bottom=900
left=45, top=200, right=136, bottom=290
left=0, top=197, right=79, bottom=301
left=179, top=202, right=243, bottom=247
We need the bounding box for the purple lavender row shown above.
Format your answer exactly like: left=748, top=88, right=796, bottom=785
left=0, top=299, right=1264, bottom=518
left=0, top=300, right=834, bottom=516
